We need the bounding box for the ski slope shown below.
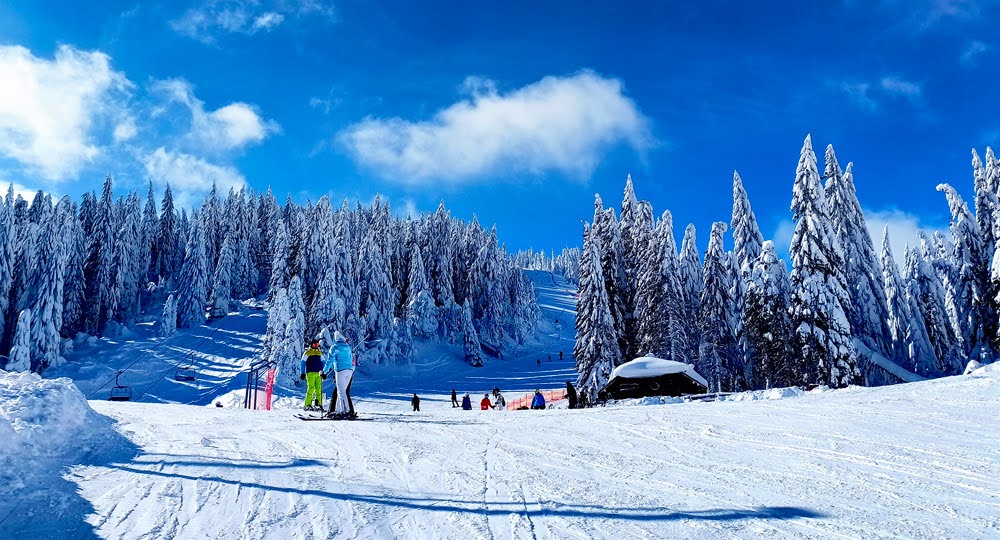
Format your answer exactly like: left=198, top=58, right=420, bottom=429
left=3, top=365, right=999, bottom=539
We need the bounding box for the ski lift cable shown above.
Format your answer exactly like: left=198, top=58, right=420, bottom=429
left=86, top=325, right=183, bottom=400
left=133, top=313, right=236, bottom=402
left=183, top=344, right=265, bottom=406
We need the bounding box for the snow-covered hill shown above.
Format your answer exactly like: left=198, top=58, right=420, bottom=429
left=3, top=364, right=998, bottom=539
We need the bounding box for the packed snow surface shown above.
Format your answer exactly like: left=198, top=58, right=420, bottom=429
left=610, top=355, right=709, bottom=388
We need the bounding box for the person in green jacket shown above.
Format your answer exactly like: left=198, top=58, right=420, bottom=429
left=300, top=340, right=328, bottom=411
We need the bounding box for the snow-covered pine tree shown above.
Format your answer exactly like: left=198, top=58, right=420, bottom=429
left=176, top=217, right=210, bottom=329
left=115, top=192, right=143, bottom=324
left=141, top=181, right=158, bottom=286
left=460, top=299, right=483, bottom=367
left=357, top=231, right=397, bottom=351
left=155, top=185, right=179, bottom=283
left=161, top=293, right=177, bottom=337
left=307, top=264, right=345, bottom=340
left=574, top=224, right=621, bottom=401
left=789, top=135, right=858, bottom=388
left=824, top=151, right=892, bottom=360
left=697, top=222, right=743, bottom=392
left=617, top=175, right=643, bottom=355
left=880, top=229, right=937, bottom=375
left=506, top=263, right=539, bottom=346
left=903, top=245, right=962, bottom=373
left=936, top=183, right=991, bottom=360
left=973, top=150, right=997, bottom=267
left=255, top=188, right=280, bottom=294
left=731, top=171, right=764, bottom=325
left=61, top=202, right=86, bottom=337
left=280, top=276, right=306, bottom=379
left=405, top=247, right=437, bottom=338
left=636, top=210, right=678, bottom=359
left=210, top=233, right=235, bottom=314
left=677, top=223, right=703, bottom=364
left=29, top=208, right=68, bottom=372
left=264, top=287, right=290, bottom=363
left=469, top=239, right=505, bottom=349
left=592, top=196, right=632, bottom=361
left=6, top=309, right=31, bottom=372
left=0, top=194, right=12, bottom=350
left=743, top=241, right=795, bottom=389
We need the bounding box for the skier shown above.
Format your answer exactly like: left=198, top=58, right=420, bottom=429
left=329, top=331, right=355, bottom=419
left=461, top=394, right=472, bottom=410
left=300, top=340, right=327, bottom=411
left=480, top=394, right=492, bottom=410
left=531, top=390, right=546, bottom=410
left=559, top=351, right=563, bottom=361
left=536, top=359, right=541, bottom=367
left=564, top=381, right=578, bottom=409
left=411, top=393, right=420, bottom=412
left=493, top=393, right=506, bottom=411
left=547, top=355, right=551, bottom=362
left=451, top=388, right=459, bottom=408
left=492, top=386, right=499, bottom=399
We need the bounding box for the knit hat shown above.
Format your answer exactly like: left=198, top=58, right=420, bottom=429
left=334, top=331, right=346, bottom=342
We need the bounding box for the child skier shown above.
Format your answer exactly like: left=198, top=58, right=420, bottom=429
left=480, top=394, right=492, bottom=410
left=531, top=389, right=546, bottom=410
left=300, top=340, right=327, bottom=410
left=411, top=393, right=420, bottom=412
left=493, top=393, right=506, bottom=411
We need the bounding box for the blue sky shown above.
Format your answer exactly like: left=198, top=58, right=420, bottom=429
left=1, top=0, right=998, bottom=257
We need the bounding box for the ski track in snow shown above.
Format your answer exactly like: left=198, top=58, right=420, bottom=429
left=5, top=271, right=1000, bottom=539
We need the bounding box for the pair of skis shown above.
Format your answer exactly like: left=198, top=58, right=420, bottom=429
left=295, top=411, right=364, bottom=421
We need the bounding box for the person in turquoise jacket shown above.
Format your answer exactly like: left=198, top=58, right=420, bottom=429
left=328, top=331, right=355, bottom=418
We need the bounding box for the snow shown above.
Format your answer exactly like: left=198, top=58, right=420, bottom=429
left=852, top=338, right=926, bottom=383
left=610, top=355, right=709, bottom=389
left=5, top=270, right=1000, bottom=538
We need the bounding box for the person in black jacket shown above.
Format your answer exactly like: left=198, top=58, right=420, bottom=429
left=451, top=388, right=459, bottom=408
left=411, top=393, right=420, bottom=412
left=564, top=381, right=578, bottom=409
left=461, top=394, right=472, bottom=410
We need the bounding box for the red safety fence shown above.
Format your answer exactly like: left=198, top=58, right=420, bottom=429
left=507, top=388, right=565, bottom=410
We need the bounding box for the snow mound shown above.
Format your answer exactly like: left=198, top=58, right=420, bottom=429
left=610, top=355, right=709, bottom=388
left=971, top=361, right=1000, bottom=376
left=0, top=369, right=104, bottom=458
left=610, top=395, right=685, bottom=407
left=964, top=360, right=983, bottom=375
left=720, top=386, right=805, bottom=402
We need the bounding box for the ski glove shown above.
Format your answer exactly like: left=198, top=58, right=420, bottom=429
left=300, top=373, right=306, bottom=380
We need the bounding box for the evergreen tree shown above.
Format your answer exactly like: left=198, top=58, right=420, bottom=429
left=880, top=229, right=937, bottom=375
left=461, top=299, right=483, bottom=367
left=697, top=222, right=743, bottom=392
left=177, top=218, right=210, bottom=329
left=141, top=181, right=158, bottom=286
left=936, top=183, right=991, bottom=360
left=677, top=224, right=703, bottom=364
left=357, top=231, right=397, bottom=347
left=155, top=185, right=179, bottom=283
left=6, top=309, right=31, bottom=372
left=268, top=217, right=291, bottom=299
left=825, top=151, right=892, bottom=359
left=29, top=209, right=67, bottom=372
left=210, top=233, right=235, bottom=313
left=307, top=264, right=344, bottom=339
left=789, top=135, right=858, bottom=387
left=405, top=247, right=437, bottom=338
left=904, top=245, right=962, bottom=373
left=636, top=211, right=682, bottom=359
left=0, top=194, right=12, bottom=351
left=281, top=276, right=306, bottom=379
left=593, top=196, right=631, bottom=361
left=744, top=241, right=795, bottom=388
left=574, top=225, right=621, bottom=401
left=161, top=294, right=177, bottom=337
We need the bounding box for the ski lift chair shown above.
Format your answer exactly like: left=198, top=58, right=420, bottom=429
left=108, top=370, right=132, bottom=402
left=174, top=364, right=197, bottom=382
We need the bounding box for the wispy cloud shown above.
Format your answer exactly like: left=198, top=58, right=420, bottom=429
left=170, top=0, right=334, bottom=44
left=143, top=147, right=245, bottom=206
left=961, top=40, right=990, bottom=64
left=338, top=70, right=653, bottom=185
left=0, top=44, right=132, bottom=181
left=857, top=0, right=993, bottom=33
left=837, top=75, right=923, bottom=111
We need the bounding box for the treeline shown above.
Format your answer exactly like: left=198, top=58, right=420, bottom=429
left=0, top=177, right=539, bottom=376
left=512, top=248, right=581, bottom=283
left=575, top=135, right=1000, bottom=400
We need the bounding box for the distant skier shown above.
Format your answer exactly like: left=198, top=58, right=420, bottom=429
left=493, top=393, right=506, bottom=411
left=462, top=394, right=472, bottom=410
left=480, top=394, right=492, bottom=410
left=411, top=393, right=420, bottom=412
left=329, top=331, right=355, bottom=419
left=564, top=381, right=578, bottom=409
left=531, top=390, right=546, bottom=410
left=451, top=388, right=459, bottom=408
left=559, top=351, right=563, bottom=361
left=547, top=355, right=551, bottom=362
left=300, top=340, right=327, bottom=411
left=536, top=359, right=541, bottom=367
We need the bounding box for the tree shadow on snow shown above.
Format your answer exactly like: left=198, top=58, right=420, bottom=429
left=0, top=414, right=141, bottom=539
left=105, top=464, right=825, bottom=523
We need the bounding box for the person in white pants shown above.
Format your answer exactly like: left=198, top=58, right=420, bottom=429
left=328, top=331, right=355, bottom=417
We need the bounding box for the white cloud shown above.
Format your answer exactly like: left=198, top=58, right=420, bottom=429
left=152, top=78, right=279, bottom=152
left=252, top=12, right=285, bottom=31
left=0, top=44, right=131, bottom=181
left=143, top=147, right=245, bottom=206
left=338, top=71, right=652, bottom=184
left=840, top=81, right=877, bottom=111
left=170, top=0, right=333, bottom=43
left=772, top=219, right=795, bottom=257
left=879, top=76, right=923, bottom=103
left=864, top=208, right=946, bottom=268
left=113, top=117, right=138, bottom=142
left=961, top=40, right=990, bottom=65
